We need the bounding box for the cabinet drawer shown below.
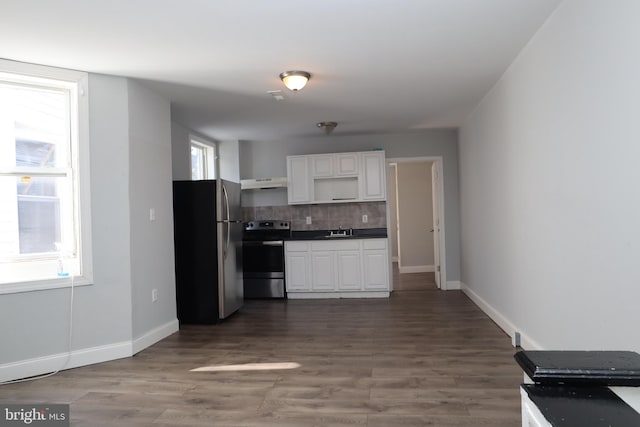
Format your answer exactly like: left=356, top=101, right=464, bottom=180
left=286, top=241, right=309, bottom=252
left=311, top=240, right=360, bottom=251
left=363, top=239, right=387, bottom=250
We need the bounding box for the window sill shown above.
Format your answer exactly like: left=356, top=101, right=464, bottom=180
left=0, top=276, right=93, bottom=295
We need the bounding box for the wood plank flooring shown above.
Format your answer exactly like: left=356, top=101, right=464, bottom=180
left=0, top=273, right=523, bottom=426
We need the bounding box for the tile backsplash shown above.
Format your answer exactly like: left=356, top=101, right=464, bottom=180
left=242, top=202, right=387, bottom=231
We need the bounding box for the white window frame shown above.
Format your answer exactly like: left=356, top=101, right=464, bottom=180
left=0, top=59, right=93, bottom=294
left=190, top=136, right=216, bottom=180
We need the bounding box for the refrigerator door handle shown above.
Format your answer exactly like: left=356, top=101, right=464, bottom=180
left=222, top=182, right=231, bottom=223
left=222, top=183, right=230, bottom=259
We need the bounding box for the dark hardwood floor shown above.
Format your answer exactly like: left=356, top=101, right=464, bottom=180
left=0, top=273, right=523, bottom=426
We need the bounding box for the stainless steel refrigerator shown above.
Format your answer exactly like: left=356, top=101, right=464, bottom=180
left=172, top=179, right=243, bottom=323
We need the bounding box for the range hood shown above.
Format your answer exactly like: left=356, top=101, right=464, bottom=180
left=240, top=177, right=288, bottom=190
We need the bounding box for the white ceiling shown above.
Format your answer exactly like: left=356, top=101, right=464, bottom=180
left=1, top=0, right=561, bottom=141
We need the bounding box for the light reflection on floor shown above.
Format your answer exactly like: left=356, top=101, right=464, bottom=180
left=190, top=362, right=301, bottom=372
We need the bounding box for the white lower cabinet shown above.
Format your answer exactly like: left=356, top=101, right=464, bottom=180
left=336, top=251, right=362, bottom=291
left=285, top=238, right=389, bottom=298
left=362, top=239, right=389, bottom=290
left=311, top=251, right=335, bottom=291
left=285, top=242, right=311, bottom=291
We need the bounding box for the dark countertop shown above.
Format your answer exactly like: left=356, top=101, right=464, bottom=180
left=515, top=351, right=640, bottom=386
left=522, top=384, right=640, bottom=427
left=287, top=228, right=387, bottom=241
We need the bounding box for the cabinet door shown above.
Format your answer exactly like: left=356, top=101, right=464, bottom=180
left=335, top=153, right=359, bottom=176
left=287, top=156, right=312, bottom=204
left=336, top=251, right=362, bottom=291
left=363, top=250, right=389, bottom=290
left=311, top=251, right=335, bottom=291
left=312, top=155, right=334, bottom=177
left=286, top=252, right=311, bottom=291
left=360, top=151, right=386, bottom=200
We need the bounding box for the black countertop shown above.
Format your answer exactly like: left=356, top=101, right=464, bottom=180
left=522, top=384, right=640, bottom=427
left=288, top=228, right=387, bottom=241
left=515, top=351, right=640, bottom=386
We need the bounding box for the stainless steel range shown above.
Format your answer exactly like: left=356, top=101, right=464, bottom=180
left=242, top=220, right=290, bottom=298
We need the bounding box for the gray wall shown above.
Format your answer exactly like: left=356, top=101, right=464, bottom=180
left=128, top=80, right=177, bottom=339
left=1, top=72, right=178, bottom=380
left=239, top=130, right=460, bottom=281
left=0, top=75, right=134, bottom=365
left=397, top=162, right=434, bottom=269
left=459, top=0, right=640, bottom=351
left=171, top=121, right=192, bottom=181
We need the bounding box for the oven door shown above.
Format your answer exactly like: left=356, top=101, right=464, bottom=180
left=242, top=240, right=284, bottom=278
left=242, top=240, right=285, bottom=298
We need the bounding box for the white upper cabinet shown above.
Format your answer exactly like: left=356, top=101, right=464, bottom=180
left=287, top=156, right=312, bottom=204
left=287, top=151, right=385, bottom=205
left=360, top=151, right=386, bottom=200
left=335, top=153, right=359, bottom=176
left=312, top=155, right=334, bottom=177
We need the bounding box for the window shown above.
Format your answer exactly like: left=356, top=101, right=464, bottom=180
left=0, top=60, right=92, bottom=292
left=190, top=137, right=216, bottom=180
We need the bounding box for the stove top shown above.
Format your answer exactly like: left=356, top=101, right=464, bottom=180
left=243, top=220, right=290, bottom=241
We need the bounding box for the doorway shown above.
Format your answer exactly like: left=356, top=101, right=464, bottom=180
left=386, top=157, right=447, bottom=290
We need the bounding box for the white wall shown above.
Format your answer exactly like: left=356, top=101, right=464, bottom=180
left=239, top=130, right=461, bottom=281
left=459, top=0, right=640, bottom=351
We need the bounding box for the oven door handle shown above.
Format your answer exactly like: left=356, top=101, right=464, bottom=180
left=243, top=240, right=284, bottom=246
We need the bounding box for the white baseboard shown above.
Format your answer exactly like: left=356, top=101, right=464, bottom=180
left=460, top=282, right=542, bottom=350
left=398, top=264, right=435, bottom=274
left=132, top=319, right=179, bottom=355
left=0, top=341, right=132, bottom=383
left=0, top=318, right=180, bottom=383
left=287, top=291, right=389, bottom=299
left=445, top=280, right=461, bottom=290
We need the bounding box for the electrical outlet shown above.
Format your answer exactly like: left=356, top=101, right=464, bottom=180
left=149, top=208, right=156, bottom=222
left=514, top=331, right=521, bottom=347
left=152, top=289, right=158, bottom=302
left=362, top=214, right=368, bottom=223
left=306, top=216, right=312, bottom=225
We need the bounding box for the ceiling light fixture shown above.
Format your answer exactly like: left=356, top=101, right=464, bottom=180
left=279, top=71, right=311, bottom=92
left=317, top=121, right=338, bottom=135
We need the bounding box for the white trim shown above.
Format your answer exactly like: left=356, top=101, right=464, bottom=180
left=386, top=156, right=447, bottom=288
left=445, top=280, right=461, bottom=290
left=0, top=277, right=92, bottom=295
left=0, top=318, right=179, bottom=383
left=461, top=281, right=542, bottom=350
left=0, top=341, right=131, bottom=383
left=399, top=265, right=435, bottom=274
left=287, top=291, right=389, bottom=299
left=132, top=319, right=179, bottom=355
left=0, top=59, right=93, bottom=293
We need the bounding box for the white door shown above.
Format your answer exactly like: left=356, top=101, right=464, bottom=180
left=431, top=162, right=441, bottom=289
